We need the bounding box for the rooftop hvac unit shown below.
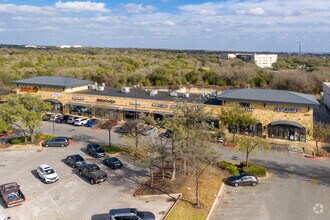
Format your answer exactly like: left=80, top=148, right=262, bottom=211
left=150, top=90, right=158, bottom=96
left=183, top=93, right=189, bottom=98
left=170, top=91, right=178, bottom=97
left=121, top=87, right=130, bottom=93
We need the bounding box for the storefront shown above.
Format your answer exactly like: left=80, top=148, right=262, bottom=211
left=95, top=106, right=120, bottom=119
left=44, top=98, right=63, bottom=113
left=67, top=102, right=92, bottom=117
left=268, top=121, right=306, bottom=142
left=122, top=108, right=150, bottom=120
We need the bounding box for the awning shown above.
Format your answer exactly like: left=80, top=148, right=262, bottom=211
left=153, top=111, right=174, bottom=115
left=123, top=108, right=150, bottom=113
left=270, top=121, right=304, bottom=128
left=94, top=105, right=119, bottom=110
left=66, top=102, right=91, bottom=108
left=44, top=98, right=61, bottom=104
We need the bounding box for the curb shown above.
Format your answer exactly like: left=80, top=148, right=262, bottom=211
left=205, top=182, right=226, bottom=220
left=304, top=155, right=328, bottom=160
left=162, top=193, right=182, bottom=220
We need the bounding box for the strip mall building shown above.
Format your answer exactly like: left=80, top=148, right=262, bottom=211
left=13, top=76, right=319, bottom=144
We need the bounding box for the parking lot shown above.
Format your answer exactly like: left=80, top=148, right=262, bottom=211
left=0, top=133, right=172, bottom=220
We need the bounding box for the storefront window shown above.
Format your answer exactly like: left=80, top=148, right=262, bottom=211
left=95, top=107, right=119, bottom=119
left=268, top=124, right=306, bottom=142
left=228, top=123, right=262, bottom=137
left=68, top=104, right=91, bottom=117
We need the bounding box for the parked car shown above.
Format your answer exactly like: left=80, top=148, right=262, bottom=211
left=102, top=157, right=123, bottom=169
left=226, top=173, right=258, bottom=187
left=42, top=137, right=69, bottom=148
left=55, top=115, right=71, bottom=123
left=49, top=114, right=62, bottom=122
left=67, top=116, right=79, bottom=124
left=74, top=118, right=88, bottom=126
left=36, top=164, right=59, bottom=184
left=141, top=126, right=156, bottom=135
left=0, top=214, right=10, bottom=220
left=78, top=164, right=108, bottom=185
left=108, top=208, right=155, bottom=220
left=118, top=122, right=131, bottom=134
left=65, top=154, right=85, bottom=168
left=85, top=118, right=100, bottom=127
left=87, top=143, right=106, bottom=158
left=42, top=113, right=52, bottom=121
left=0, top=182, right=25, bottom=208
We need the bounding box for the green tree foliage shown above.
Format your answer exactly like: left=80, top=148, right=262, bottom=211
left=219, top=108, right=257, bottom=142
left=237, top=136, right=270, bottom=167
left=0, top=94, right=52, bottom=142
left=312, top=122, right=330, bottom=155
left=0, top=48, right=329, bottom=95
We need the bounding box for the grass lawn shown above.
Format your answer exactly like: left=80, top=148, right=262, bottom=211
left=103, top=145, right=126, bottom=154
left=164, top=166, right=226, bottom=220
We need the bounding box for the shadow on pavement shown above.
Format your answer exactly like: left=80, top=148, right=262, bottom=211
left=251, top=158, right=330, bottom=186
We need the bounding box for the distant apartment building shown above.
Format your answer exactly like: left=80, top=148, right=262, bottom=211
left=322, top=82, right=330, bottom=109
left=221, top=53, right=278, bottom=68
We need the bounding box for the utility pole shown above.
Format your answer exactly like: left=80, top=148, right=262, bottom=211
left=133, top=84, right=140, bottom=148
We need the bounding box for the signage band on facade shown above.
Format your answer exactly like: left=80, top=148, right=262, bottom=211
left=72, top=96, right=84, bottom=101
left=274, top=107, right=298, bottom=113
left=152, top=103, right=168, bottom=108
left=130, top=101, right=141, bottom=106
left=19, top=86, right=38, bottom=93
left=96, top=98, right=116, bottom=104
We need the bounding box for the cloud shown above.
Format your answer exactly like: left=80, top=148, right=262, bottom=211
left=122, top=3, right=156, bottom=13
left=236, top=7, right=266, bottom=15
left=55, top=1, right=110, bottom=13
left=179, top=2, right=220, bottom=16
left=0, top=4, right=56, bottom=15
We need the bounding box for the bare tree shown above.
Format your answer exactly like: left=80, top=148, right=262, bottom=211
left=312, top=122, right=330, bottom=155
left=99, top=117, right=119, bottom=147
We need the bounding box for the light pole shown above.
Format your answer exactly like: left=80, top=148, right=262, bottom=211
left=133, top=84, right=140, bottom=148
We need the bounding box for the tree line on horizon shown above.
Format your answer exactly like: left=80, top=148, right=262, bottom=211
left=0, top=47, right=329, bottom=95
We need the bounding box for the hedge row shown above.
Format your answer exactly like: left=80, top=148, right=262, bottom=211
left=240, top=162, right=267, bottom=177
left=217, top=161, right=239, bottom=175
left=9, top=134, right=53, bottom=145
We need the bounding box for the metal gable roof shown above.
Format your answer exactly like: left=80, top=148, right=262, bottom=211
left=218, top=88, right=319, bottom=107
left=12, top=76, right=92, bottom=88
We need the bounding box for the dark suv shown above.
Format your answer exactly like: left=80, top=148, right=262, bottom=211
left=108, top=208, right=155, bottom=220
left=65, top=154, right=85, bottom=168
left=78, top=164, right=107, bottom=185
left=86, top=143, right=106, bottom=158
left=42, top=137, right=69, bottom=148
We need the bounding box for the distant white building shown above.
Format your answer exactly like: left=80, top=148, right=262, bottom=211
left=252, top=53, right=278, bottom=68
left=322, top=82, right=330, bottom=109
left=58, top=45, right=83, bottom=49
left=220, top=53, right=277, bottom=68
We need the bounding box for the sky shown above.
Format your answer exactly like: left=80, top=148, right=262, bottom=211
left=0, top=0, right=330, bottom=52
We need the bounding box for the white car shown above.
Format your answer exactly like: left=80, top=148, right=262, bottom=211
left=74, top=118, right=88, bottom=126
left=36, top=164, right=59, bottom=184
left=67, top=116, right=78, bottom=124
left=0, top=214, right=10, bottom=220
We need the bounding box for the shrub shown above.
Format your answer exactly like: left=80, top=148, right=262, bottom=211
left=217, top=161, right=239, bottom=175
left=9, top=138, right=22, bottom=145
left=9, top=136, right=31, bottom=144
left=240, top=162, right=267, bottom=177
left=34, top=134, right=53, bottom=140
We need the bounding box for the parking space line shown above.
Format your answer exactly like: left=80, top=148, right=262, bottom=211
left=28, top=175, right=77, bottom=203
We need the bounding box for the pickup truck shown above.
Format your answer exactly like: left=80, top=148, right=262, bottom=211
left=0, top=182, right=25, bottom=208
left=78, top=164, right=107, bottom=185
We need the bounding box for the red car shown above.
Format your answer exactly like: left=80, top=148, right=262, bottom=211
left=0, top=182, right=26, bottom=208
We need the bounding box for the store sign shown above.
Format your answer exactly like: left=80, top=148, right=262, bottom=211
left=130, top=101, right=141, bottom=106
left=240, top=107, right=253, bottom=112
left=274, top=107, right=298, bottom=113
left=72, top=96, right=84, bottom=101
left=171, top=105, right=178, bottom=109
left=19, top=86, right=38, bottom=93
left=152, top=103, right=168, bottom=108
left=51, top=92, right=62, bottom=97
left=96, top=98, right=115, bottom=104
